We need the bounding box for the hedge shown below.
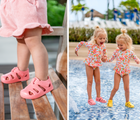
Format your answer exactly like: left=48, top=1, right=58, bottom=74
left=69, top=28, right=140, bottom=44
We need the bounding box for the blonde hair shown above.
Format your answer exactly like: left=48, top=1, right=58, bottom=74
left=88, top=26, right=108, bottom=44
left=116, top=28, right=133, bottom=50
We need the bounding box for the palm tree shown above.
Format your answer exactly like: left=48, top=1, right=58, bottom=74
left=77, top=0, right=84, bottom=3
left=112, top=0, right=115, bottom=10
left=107, top=0, right=110, bottom=20
left=71, top=3, right=89, bottom=21
left=119, top=0, right=139, bottom=10
left=71, top=0, right=74, bottom=5
left=71, top=0, right=85, bottom=5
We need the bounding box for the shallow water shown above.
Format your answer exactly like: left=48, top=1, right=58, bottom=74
left=69, top=60, right=140, bottom=120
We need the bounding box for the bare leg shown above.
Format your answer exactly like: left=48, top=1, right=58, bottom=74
left=24, top=27, right=48, bottom=80
left=109, top=73, right=121, bottom=100
left=123, top=74, right=129, bottom=102
left=85, top=64, right=94, bottom=100
left=93, top=67, right=100, bottom=98
left=17, top=39, right=30, bottom=71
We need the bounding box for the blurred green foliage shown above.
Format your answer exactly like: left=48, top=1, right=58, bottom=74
left=104, top=9, right=114, bottom=20
left=71, top=3, right=89, bottom=13
left=119, top=0, right=139, bottom=10
left=47, top=0, right=66, bottom=26
left=69, top=28, right=140, bottom=44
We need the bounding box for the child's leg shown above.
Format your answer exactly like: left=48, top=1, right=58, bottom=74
left=122, top=74, right=129, bottom=102
left=17, top=39, right=30, bottom=71
left=85, top=64, right=94, bottom=100
left=93, top=67, right=106, bottom=103
left=24, top=27, right=48, bottom=80
left=123, top=74, right=134, bottom=108
left=3, top=39, right=30, bottom=81
left=109, top=73, right=121, bottom=100
left=93, top=67, right=100, bottom=98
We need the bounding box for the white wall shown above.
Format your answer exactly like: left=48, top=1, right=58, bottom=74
left=0, top=0, right=1, bottom=26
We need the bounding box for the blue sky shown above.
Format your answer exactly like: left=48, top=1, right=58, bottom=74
left=69, top=0, right=123, bottom=21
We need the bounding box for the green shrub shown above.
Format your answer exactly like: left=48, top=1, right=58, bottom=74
left=47, top=0, right=66, bottom=26
left=69, top=28, right=93, bottom=42
left=69, top=28, right=140, bottom=44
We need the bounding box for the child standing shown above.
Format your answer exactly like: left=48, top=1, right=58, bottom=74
left=75, top=26, right=107, bottom=105
left=103, top=29, right=140, bottom=108
left=0, top=0, right=54, bottom=99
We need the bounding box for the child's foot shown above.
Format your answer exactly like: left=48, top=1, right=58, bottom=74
left=96, top=97, right=107, bottom=103
left=88, top=99, right=96, bottom=105
left=107, top=100, right=113, bottom=107
left=20, top=77, right=53, bottom=99
left=125, top=101, right=134, bottom=108
left=1, top=67, right=29, bottom=84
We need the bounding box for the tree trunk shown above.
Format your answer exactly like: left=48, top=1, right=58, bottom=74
left=107, top=0, right=110, bottom=20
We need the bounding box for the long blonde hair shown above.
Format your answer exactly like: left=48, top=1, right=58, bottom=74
left=116, top=28, right=133, bottom=50
left=88, top=26, right=108, bottom=44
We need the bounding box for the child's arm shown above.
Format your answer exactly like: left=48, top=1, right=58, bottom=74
left=106, top=50, right=117, bottom=62
left=75, top=41, right=91, bottom=51
left=131, top=51, right=140, bottom=64
left=103, top=45, right=107, bottom=56
left=75, top=41, right=91, bottom=56
left=101, top=45, right=107, bottom=62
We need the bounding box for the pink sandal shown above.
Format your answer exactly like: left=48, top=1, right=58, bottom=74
left=1, top=67, right=29, bottom=84
left=88, top=99, right=96, bottom=105
left=96, top=97, right=106, bottom=103
left=20, top=77, right=53, bottom=99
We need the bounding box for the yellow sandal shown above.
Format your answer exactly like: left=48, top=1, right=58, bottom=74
left=107, top=100, right=113, bottom=107
left=125, top=101, right=134, bottom=108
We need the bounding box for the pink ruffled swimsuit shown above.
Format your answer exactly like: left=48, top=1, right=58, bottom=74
left=0, top=0, right=53, bottom=39
left=75, top=41, right=107, bottom=69
left=107, top=49, right=139, bottom=77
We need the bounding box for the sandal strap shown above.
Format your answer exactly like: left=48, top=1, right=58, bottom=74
left=88, top=99, right=94, bottom=103
left=11, top=67, right=29, bottom=77
left=88, top=99, right=96, bottom=105
left=3, top=72, right=17, bottom=79
left=98, top=97, right=104, bottom=101
left=32, top=77, right=52, bottom=88
left=25, top=77, right=52, bottom=94
left=3, top=67, right=29, bottom=78
left=126, top=102, right=133, bottom=107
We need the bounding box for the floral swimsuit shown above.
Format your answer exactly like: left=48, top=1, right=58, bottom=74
left=75, top=41, right=107, bottom=69
left=107, top=49, right=139, bottom=77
